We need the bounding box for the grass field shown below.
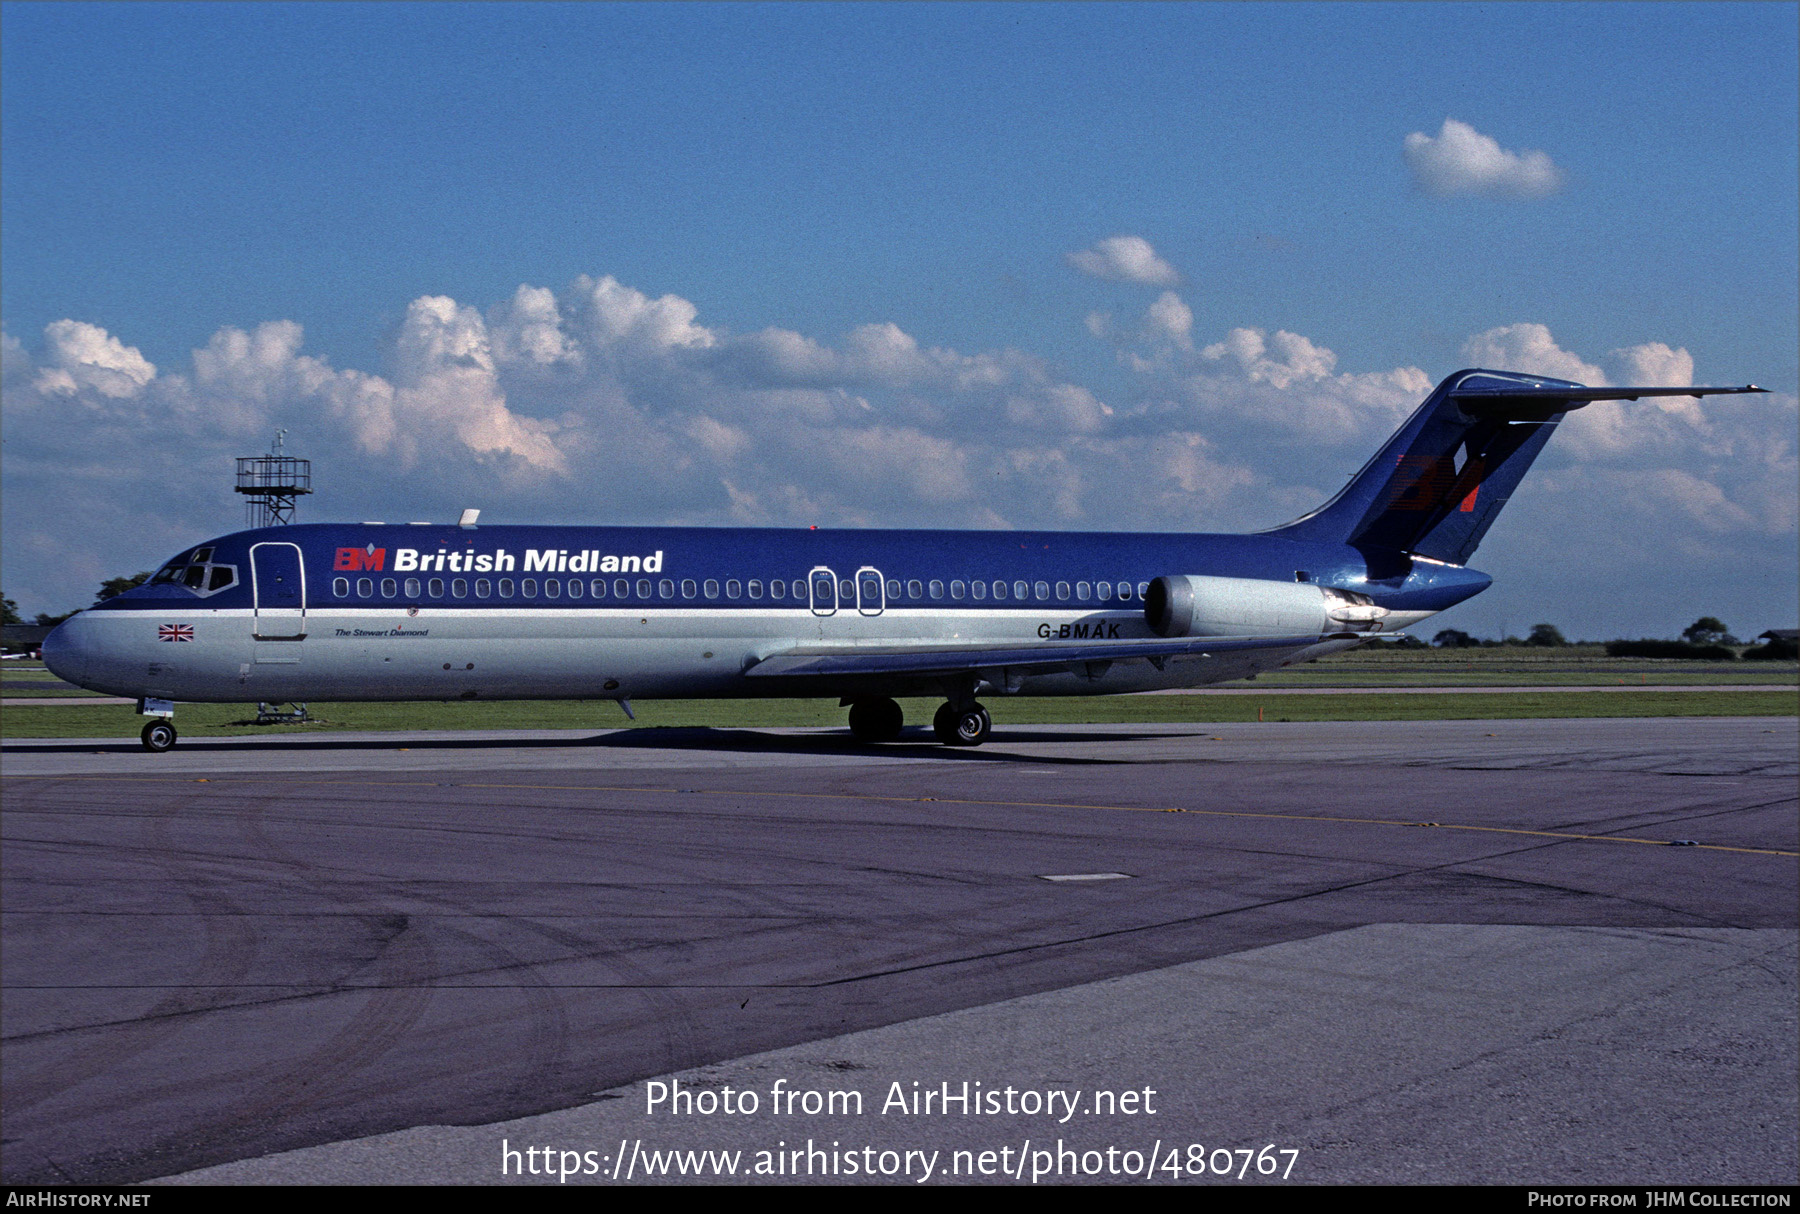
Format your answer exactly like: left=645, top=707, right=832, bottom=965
left=4, top=649, right=1793, bottom=739
left=3, top=690, right=1794, bottom=740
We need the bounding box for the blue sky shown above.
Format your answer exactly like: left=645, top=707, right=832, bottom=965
left=4, top=2, right=1796, bottom=638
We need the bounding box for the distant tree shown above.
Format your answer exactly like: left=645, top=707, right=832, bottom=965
left=34, top=610, right=78, bottom=627
left=1, top=594, right=20, bottom=627
left=1681, top=617, right=1731, bottom=646
left=1607, top=639, right=1737, bottom=661
left=1432, top=628, right=1477, bottom=648
left=96, top=571, right=153, bottom=602
left=1526, top=623, right=1567, bottom=648
left=1744, top=636, right=1799, bottom=661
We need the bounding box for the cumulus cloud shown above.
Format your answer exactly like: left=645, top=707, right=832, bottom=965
left=1, top=272, right=1790, bottom=642
left=1461, top=322, right=1605, bottom=384
left=1404, top=119, right=1564, bottom=198
left=32, top=320, right=157, bottom=399
left=1066, top=236, right=1181, bottom=286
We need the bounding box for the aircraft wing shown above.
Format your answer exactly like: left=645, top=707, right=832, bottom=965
left=743, top=632, right=1340, bottom=680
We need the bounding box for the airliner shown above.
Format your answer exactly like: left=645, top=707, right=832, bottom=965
left=41, top=369, right=1764, bottom=751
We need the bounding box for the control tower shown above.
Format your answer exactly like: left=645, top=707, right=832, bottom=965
left=235, top=430, right=312, bottom=527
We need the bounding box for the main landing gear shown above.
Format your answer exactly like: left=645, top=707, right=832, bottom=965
left=844, top=696, right=993, bottom=746
left=933, top=701, right=991, bottom=747
left=847, top=697, right=905, bottom=743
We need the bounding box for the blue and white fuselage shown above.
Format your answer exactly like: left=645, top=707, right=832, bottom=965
left=42, top=369, right=1764, bottom=749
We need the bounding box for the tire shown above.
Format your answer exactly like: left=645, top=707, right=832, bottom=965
left=933, top=702, right=960, bottom=744
left=954, top=704, right=991, bottom=746
left=141, top=720, right=177, bottom=752
left=933, top=701, right=990, bottom=746
left=848, top=697, right=904, bottom=743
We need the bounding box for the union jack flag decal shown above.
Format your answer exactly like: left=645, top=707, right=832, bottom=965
left=159, top=624, right=194, bottom=642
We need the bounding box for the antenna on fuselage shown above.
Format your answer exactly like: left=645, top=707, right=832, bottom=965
left=235, top=430, right=313, bottom=527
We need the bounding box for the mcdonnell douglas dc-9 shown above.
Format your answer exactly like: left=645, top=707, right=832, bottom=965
left=43, top=369, right=1764, bottom=751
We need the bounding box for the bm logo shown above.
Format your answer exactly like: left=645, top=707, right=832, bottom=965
left=334, top=546, right=387, bottom=572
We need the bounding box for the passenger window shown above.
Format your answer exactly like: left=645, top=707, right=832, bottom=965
left=682, top=579, right=698, bottom=598
left=405, top=577, right=422, bottom=598
left=637, top=578, right=652, bottom=598
left=1095, top=581, right=1111, bottom=601
left=615, top=579, right=630, bottom=599
left=382, top=578, right=398, bottom=597
left=950, top=580, right=965, bottom=600
left=704, top=579, right=720, bottom=599
left=567, top=579, right=583, bottom=598
left=726, top=579, right=741, bottom=598
left=333, top=577, right=349, bottom=597
left=907, top=579, right=922, bottom=599
left=885, top=579, right=901, bottom=598
left=357, top=577, right=374, bottom=598
left=499, top=578, right=515, bottom=597
left=993, top=581, right=1008, bottom=600
left=475, top=579, right=491, bottom=598
left=928, top=579, right=945, bottom=600
left=659, top=579, right=674, bottom=599
left=769, top=579, right=785, bottom=599
left=522, top=579, right=538, bottom=598
left=452, top=578, right=468, bottom=598
left=1055, top=581, right=1069, bottom=601
left=590, top=579, right=606, bottom=598
left=1137, top=582, right=1149, bottom=599
left=544, top=579, right=560, bottom=598
left=793, top=579, right=807, bottom=600
left=838, top=578, right=854, bottom=600
left=1075, top=581, right=1090, bottom=601
left=1118, top=581, right=1133, bottom=599
left=811, top=572, right=834, bottom=604
left=428, top=579, right=445, bottom=598
left=1032, top=581, right=1047, bottom=600
left=971, top=580, right=986, bottom=600
left=748, top=580, right=763, bottom=599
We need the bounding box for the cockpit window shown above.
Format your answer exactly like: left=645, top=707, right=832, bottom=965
left=154, top=547, right=238, bottom=597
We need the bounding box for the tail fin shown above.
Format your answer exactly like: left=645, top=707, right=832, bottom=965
left=1268, top=368, right=1764, bottom=566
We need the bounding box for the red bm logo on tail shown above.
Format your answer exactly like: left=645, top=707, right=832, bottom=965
left=334, top=546, right=387, bottom=572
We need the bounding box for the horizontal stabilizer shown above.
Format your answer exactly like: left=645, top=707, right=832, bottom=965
left=1452, top=383, right=1765, bottom=416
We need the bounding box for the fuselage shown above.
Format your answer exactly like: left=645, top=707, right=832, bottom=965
left=43, top=521, right=1491, bottom=705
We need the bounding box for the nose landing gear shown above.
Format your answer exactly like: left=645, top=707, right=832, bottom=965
left=137, top=697, right=177, bottom=752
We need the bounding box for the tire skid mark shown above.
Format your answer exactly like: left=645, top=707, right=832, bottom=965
left=152, top=788, right=570, bottom=1154
left=4, top=789, right=260, bottom=1115
left=163, top=912, right=436, bottom=1160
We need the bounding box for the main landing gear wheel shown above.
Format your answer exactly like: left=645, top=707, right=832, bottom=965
left=141, top=720, right=177, bottom=753
left=933, top=701, right=991, bottom=747
left=847, top=697, right=905, bottom=743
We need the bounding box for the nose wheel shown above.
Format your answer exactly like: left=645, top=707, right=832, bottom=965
left=140, top=720, right=177, bottom=752
left=932, top=701, right=991, bottom=746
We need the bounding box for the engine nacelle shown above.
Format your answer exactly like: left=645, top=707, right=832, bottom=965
left=1144, top=574, right=1389, bottom=638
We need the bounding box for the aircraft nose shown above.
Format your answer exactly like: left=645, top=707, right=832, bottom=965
left=40, top=615, right=92, bottom=687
